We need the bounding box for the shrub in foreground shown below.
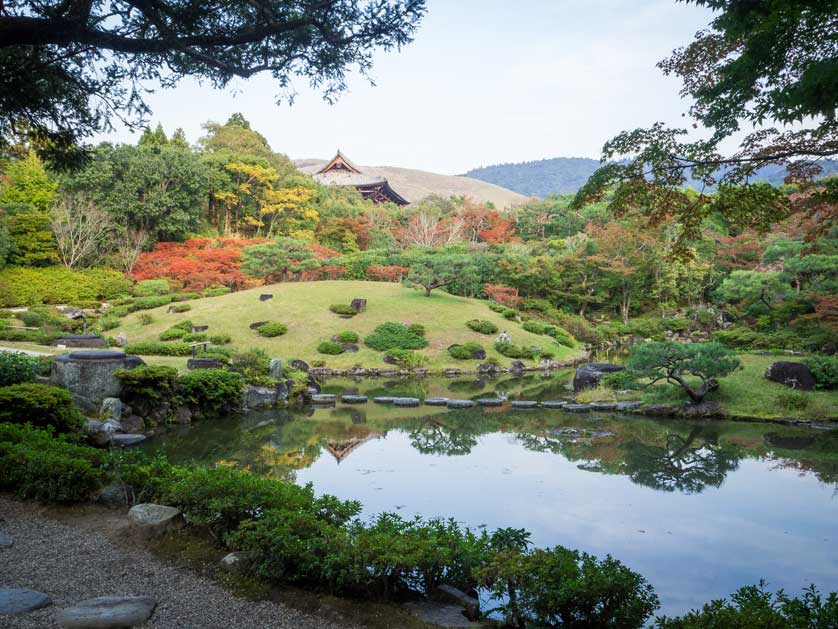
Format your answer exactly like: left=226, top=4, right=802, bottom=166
left=115, top=365, right=179, bottom=417
left=804, top=355, right=838, bottom=390
left=467, top=319, right=498, bottom=335
left=0, top=351, right=40, bottom=386
left=365, top=322, right=428, bottom=351
left=0, top=423, right=105, bottom=502
left=317, top=341, right=344, bottom=355
left=257, top=321, right=288, bottom=337
left=177, top=369, right=243, bottom=418
left=0, top=383, right=85, bottom=435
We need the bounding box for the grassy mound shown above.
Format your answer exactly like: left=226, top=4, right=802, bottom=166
left=111, top=281, right=583, bottom=371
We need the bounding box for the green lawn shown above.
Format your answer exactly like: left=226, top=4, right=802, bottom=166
left=113, top=281, right=584, bottom=371
left=642, top=353, right=838, bottom=420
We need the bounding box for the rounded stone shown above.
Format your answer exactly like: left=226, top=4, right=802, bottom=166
left=541, top=401, right=567, bottom=409
left=128, top=504, right=182, bottom=538
left=0, top=588, right=52, bottom=616
left=341, top=395, right=368, bottom=404
left=58, top=596, right=156, bottom=628
left=310, top=393, right=336, bottom=404
left=0, top=531, right=13, bottom=548
left=372, top=396, right=396, bottom=404
left=393, top=397, right=421, bottom=407
left=446, top=399, right=475, bottom=409
left=511, top=400, right=539, bottom=409
left=564, top=403, right=592, bottom=412
left=423, top=397, right=449, bottom=406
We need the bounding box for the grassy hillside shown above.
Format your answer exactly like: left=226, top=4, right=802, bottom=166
left=113, top=281, right=583, bottom=370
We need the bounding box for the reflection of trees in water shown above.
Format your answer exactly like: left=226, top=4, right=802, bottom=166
left=407, top=414, right=488, bottom=456
left=622, top=426, right=742, bottom=494
left=764, top=430, right=838, bottom=488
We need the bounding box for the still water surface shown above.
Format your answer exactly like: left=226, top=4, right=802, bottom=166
left=143, top=374, right=838, bottom=616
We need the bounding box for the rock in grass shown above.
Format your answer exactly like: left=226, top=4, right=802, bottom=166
left=446, top=399, right=475, bottom=409
left=58, top=596, right=156, bottom=628
left=616, top=401, right=642, bottom=411
left=128, top=504, right=183, bottom=539
left=511, top=400, right=538, bottom=409
left=588, top=402, right=618, bottom=411
left=764, top=361, right=817, bottom=391
left=424, top=397, right=449, bottom=406
left=0, top=588, right=51, bottom=616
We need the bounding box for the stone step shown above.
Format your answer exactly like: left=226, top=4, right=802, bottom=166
left=58, top=596, right=156, bottom=628
left=0, top=588, right=51, bottom=616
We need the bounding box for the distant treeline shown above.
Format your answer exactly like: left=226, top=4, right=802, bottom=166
left=463, top=157, right=838, bottom=198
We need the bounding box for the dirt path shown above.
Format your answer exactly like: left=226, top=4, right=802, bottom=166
left=0, top=496, right=365, bottom=628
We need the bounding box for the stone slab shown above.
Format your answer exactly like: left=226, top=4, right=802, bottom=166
left=0, top=588, right=51, bottom=616
left=58, top=596, right=156, bottom=628
left=447, top=400, right=475, bottom=409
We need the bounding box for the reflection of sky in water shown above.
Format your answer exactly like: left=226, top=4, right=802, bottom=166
left=297, top=431, right=838, bottom=616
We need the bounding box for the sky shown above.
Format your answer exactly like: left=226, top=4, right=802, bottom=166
left=99, top=0, right=717, bottom=175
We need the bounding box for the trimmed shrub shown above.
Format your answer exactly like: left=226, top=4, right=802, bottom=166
left=0, top=351, right=40, bottom=386
left=385, top=349, right=429, bottom=368
left=467, top=319, right=498, bottom=334
left=171, top=303, right=192, bottom=313
left=545, top=326, right=574, bottom=347
left=125, top=341, right=192, bottom=356
left=335, top=330, right=359, bottom=343
left=0, top=267, right=132, bottom=307
left=0, top=383, right=85, bottom=435
left=804, top=355, right=838, bottom=390
left=203, top=286, right=232, bottom=298
left=365, top=322, right=428, bottom=351
left=406, top=323, right=426, bottom=337
left=209, top=334, right=232, bottom=345
left=172, top=319, right=194, bottom=331
left=177, top=370, right=244, bottom=418
left=139, top=313, right=154, bottom=325
left=182, top=332, right=208, bottom=343
left=159, top=326, right=187, bottom=341
left=0, top=309, right=13, bottom=318
left=257, top=321, right=288, bottom=337
left=115, top=365, right=179, bottom=406
left=134, top=279, right=170, bottom=297
left=495, top=342, right=538, bottom=360
left=0, top=423, right=105, bottom=503
left=318, top=341, right=345, bottom=355
left=449, top=342, right=484, bottom=360
left=99, top=317, right=120, bottom=331
left=132, top=294, right=174, bottom=311
left=229, top=349, right=270, bottom=385
left=329, top=304, right=357, bottom=316
left=522, top=320, right=548, bottom=335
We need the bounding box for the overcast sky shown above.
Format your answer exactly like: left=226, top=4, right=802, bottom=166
left=100, top=0, right=716, bottom=175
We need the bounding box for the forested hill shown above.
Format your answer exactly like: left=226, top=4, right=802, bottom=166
left=463, top=157, right=838, bottom=198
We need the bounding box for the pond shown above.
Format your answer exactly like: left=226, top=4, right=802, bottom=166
left=142, top=374, right=838, bottom=617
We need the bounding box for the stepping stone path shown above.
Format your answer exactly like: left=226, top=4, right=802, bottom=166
left=541, top=401, right=567, bottom=409
left=616, top=401, right=642, bottom=411
left=564, top=404, right=592, bottom=412
left=0, top=531, right=13, bottom=549
left=447, top=400, right=475, bottom=409
left=128, top=504, right=183, bottom=539
left=0, top=588, right=51, bottom=616
left=424, top=397, right=449, bottom=406
left=393, top=397, right=421, bottom=407
left=372, top=396, right=395, bottom=404
left=511, top=400, right=539, bottom=409
left=589, top=402, right=618, bottom=411
left=58, top=596, right=156, bottom=628
left=310, top=394, right=336, bottom=405
left=476, top=398, right=503, bottom=407
left=341, top=395, right=368, bottom=404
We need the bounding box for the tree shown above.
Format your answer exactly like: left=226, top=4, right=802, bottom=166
left=0, top=1, right=427, bottom=167
left=5, top=206, right=57, bottom=266
left=716, top=270, right=790, bottom=310
left=51, top=194, right=115, bottom=268
left=113, top=227, right=149, bottom=273
left=0, top=151, right=57, bottom=212
left=406, top=253, right=478, bottom=297
left=574, top=1, right=838, bottom=249
left=625, top=341, right=741, bottom=404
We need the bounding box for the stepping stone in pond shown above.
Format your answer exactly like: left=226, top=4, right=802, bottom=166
left=372, top=396, right=396, bottom=404
left=476, top=398, right=503, bottom=407
left=310, top=394, right=336, bottom=405
left=564, top=404, right=592, bottom=412
left=424, top=397, right=449, bottom=406
left=511, top=400, right=539, bottom=409
left=58, top=596, right=156, bottom=628
left=589, top=402, right=618, bottom=411
left=541, top=401, right=567, bottom=409
left=0, top=588, right=51, bottom=616
left=0, top=531, right=12, bottom=549
left=393, top=397, right=420, bottom=407
left=110, top=434, right=146, bottom=447
left=341, top=395, right=368, bottom=404
left=616, top=401, right=642, bottom=411
left=447, top=399, right=475, bottom=409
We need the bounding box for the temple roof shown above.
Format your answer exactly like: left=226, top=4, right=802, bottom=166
left=311, top=151, right=409, bottom=205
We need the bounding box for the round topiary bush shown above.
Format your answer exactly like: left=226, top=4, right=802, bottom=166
left=365, top=322, right=429, bottom=351
left=329, top=304, right=357, bottom=316
left=257, top=321, right=288, bottom=337
left=467, top=319, right=498, bottom=334
left=335, top=330, right=359, bottom=343
left=406, top=323, right=426, bottom=337
left=318, top=341, right=345, bottom=355
left=448, top=342, right=484, bottom=360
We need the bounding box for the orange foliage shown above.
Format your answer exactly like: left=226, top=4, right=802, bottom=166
left=484, top=283, right=520, bottom=307
left=714, top=234, right=763, bottom=270
left=300, top=265, right=347, bottom=281
left=367, top=265, right=410, bottom=282
left=307, top=243, right=342, bottom=260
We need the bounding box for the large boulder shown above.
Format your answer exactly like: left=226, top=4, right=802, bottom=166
left=127, top=504, right=183, bottom=538
left=58, top=596, right=156, bottom=628
left=51, top=350, right=144, bottom=413
left=84, top=419, right=117, bottom=447
left=268, top=358, right=283, bottom=380
left=243, top=386, right=277, bottom=410
left=764, top=361, right=817, bottom=391
left=0, top=588, right=51, bottom=616
left=573, top=362, right=624, bottom=392
left=99, top=397, right=123, bottom=423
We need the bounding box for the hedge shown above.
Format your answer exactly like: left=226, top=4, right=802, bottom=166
left=0, top=383, right=85, bottom=435
left=0, top=267, right=132, bottom=307
left=177, top=370, right=243, bottom=418
left=467, top=319, right=498, bottom=335
left=0, top=351, right=40, bottom=386
left=124, top=341, right=192, bottom=356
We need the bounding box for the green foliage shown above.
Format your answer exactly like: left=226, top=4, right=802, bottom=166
left=209, top=334, right=232, bottom=345
left=448, top=342, right=483, bottom=360
left=365, top=322, right=429, bottom=351
left=0, top=350, right=40, bottom=386
left=0, top=383, right=85, bottom=435
left=177, top=369, right=243, bottom=417
left=385, top=349, right=429, bottom=368
left=335, top=330, right=359, bottom=343
left=256, top=321, right=288, bottom=337
left=203, top=286, right=232, bottom=297
left=159, top=326, right=187, bottom=341
left=6, top=209, right=58, bottom=266
left=494, top=342, right=537, bottom=360
left=776, top=390, right=810, bottom=413
left=171, top=303, right=192, bottom=313
left=182, top=332, right=207, bottom=343
left=466, top=319, right=498, bottom=334
left=132, top=294, right=175, bottom=311
left=138, top=312, right=154, bottom=325
left=406, top=323, right=426, bottom=337
left=0, top=423, right=105, bottom=503
left=655, top=581, right=838, bottom=629
left=626, top=341, right=741, bottom=404
left=228, top=349, right=270, bottom=385
left=124, top=341, right=192, bottom=356
left=0, top=267, right=131, bottom=307
left=115, top=365, right=179, bottom=406
left=134, top=279, right=170, bottom=296
left=98, top=316, right=120, bottom=331
left=317, top=340, right=345, bottom=355
left=804, top=355, right=838, bottom=390
left=329, top=303, right=357, bottom=315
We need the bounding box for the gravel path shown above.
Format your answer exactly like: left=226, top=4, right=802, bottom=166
left=0, top=496, right=362, bottom=628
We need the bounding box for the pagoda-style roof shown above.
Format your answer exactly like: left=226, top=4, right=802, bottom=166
left=312, top=151, right=408, bottom=205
